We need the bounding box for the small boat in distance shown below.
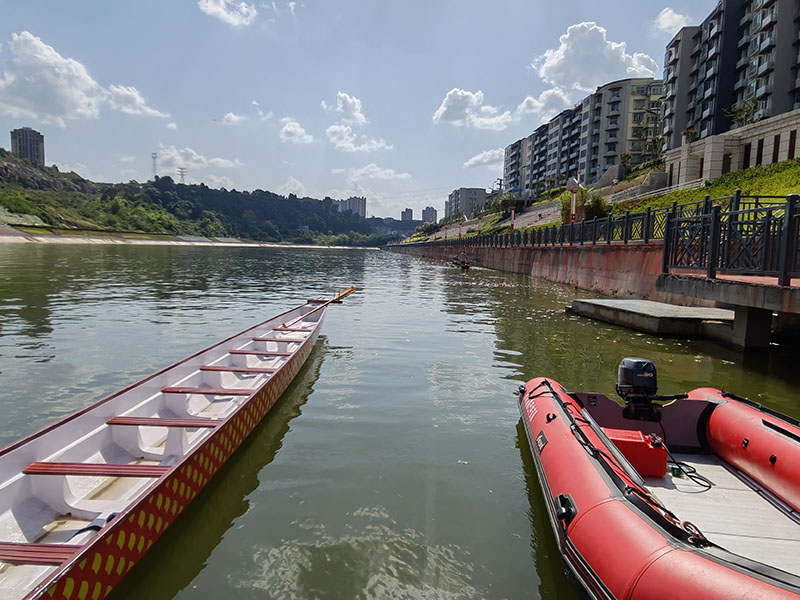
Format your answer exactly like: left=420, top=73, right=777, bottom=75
left=0, top=287, right=355, bottom=600
left=519, top=358, right=800, bottom=599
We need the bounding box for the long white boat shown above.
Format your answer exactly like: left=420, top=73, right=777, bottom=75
left=0, top=287, right=355, bottom=600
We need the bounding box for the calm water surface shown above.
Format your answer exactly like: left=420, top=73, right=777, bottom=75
left=0, top=243, right=799, bottom=599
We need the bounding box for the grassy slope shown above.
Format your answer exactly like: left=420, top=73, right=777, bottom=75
left=613, top=159, right=800, bottom=214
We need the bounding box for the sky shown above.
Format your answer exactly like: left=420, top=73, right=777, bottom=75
left=0, top=0, right=716, bottom=218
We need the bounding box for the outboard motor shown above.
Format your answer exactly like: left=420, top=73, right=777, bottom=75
left=617, top=358, right=660, bottom=421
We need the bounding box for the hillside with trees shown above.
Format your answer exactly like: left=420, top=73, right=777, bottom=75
left=0, top=150, right=397, bottom=246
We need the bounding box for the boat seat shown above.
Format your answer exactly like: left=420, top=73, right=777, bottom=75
left=229, top=350, right=292, bottom=357
left=107, top=416, right=220, bottom=428
left=251, top=337, right=304, bottom=343
left=23, top=463, right=170, bottom=478
left=161, top=387, right=252, bottom=396
left=273, top=326, right=308, bottom=332
left=0, top=541, right=82, bottom=565
left=199, top=366, right=277, bottom=374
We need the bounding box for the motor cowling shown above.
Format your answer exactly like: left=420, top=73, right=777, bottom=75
left=616, top=357, right=657, bottom=400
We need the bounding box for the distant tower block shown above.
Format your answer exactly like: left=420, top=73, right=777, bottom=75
left=152, top=153, right=158, bottom=179
left=177, top=167, right=186, bottom=184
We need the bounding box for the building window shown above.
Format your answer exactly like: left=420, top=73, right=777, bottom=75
left=756, top=138, right=764, bottom=166
left=633, top=99, right=646, bottom=110
left=743, top=143, right=752, bottom=169
left=790, top=130, right=797, bottom=160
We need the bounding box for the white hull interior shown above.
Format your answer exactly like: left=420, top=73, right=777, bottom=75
left=0, top=304, right=323, bottom=599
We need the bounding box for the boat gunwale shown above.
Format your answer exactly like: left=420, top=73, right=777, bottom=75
left=25, top=305, right=326, bottom=599
left=0, top=302, right=303, bottom=459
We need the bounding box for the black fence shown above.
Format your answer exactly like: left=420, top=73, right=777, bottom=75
left=663, top=194, right=800, bottom=285
left=402, top=189, right=798, bottom=284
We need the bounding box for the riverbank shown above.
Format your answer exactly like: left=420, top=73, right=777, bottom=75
left=0, top=225, right=373, bottom=249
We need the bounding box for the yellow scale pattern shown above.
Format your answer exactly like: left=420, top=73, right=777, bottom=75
left=33, top=329, right=317, bottom=600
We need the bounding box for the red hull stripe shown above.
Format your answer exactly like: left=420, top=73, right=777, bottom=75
left=0, top=542, right=82, bottom=565
left=228, top=350, right=292, bottom=357
left=161, top=387, right=252, bottom=396
left=107, top=416, right=220, bottom=428
left=199, top=366, right=277, bottom=374
left=23, top=463, right=170, bottom=477
left=251, top=337, right=305, bottom=343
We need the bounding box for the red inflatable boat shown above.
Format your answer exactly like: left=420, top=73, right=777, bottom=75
left=518, top=358, right=800, bottom=599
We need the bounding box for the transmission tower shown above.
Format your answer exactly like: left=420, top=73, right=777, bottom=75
left=151, top=153, right=158, bottom=180
left=177, top=167, right=186, bottom=184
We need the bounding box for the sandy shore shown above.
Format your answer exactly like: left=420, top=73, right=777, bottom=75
left=0, top=227, right=373, bottom=250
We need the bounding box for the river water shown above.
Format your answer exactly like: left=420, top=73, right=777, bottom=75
left=0, top=243, right=799, bottom=599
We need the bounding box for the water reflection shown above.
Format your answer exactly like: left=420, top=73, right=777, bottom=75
left=111, top=339, right=330, bottom=600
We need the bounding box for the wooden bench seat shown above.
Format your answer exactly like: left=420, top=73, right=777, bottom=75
left=107, top=416, right=220, bottom=428
left=251, top=337, right=305, bottom=343
left=228, top=350, right=292, bottom=357
left=0, top=541, right=82, bottom=565
left=23, top=463, right=170, bottom=478
left=199, top=366, right=277, bottom=374
left=161, top=386, right=252, bottom=396
left=273, top=326, right=310, bottom=332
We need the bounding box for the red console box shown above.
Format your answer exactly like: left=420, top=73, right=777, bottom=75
left=602, top=427, right=667, bottom=477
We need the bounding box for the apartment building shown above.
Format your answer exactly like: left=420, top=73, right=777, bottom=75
left=421, top=206, right=438, bottom=223
left=335, top=195, right=367, bottom=218
left=445, top=187, right=486, bottom=219
left=664, top=0, right=800, bottom=152
left=734, top=0, right=800, bottom=121
left=10, top=127, right=45, bottom=166
left=504, top=77, right=663, bottom=196
left=401, top=208, right=413, bottom=221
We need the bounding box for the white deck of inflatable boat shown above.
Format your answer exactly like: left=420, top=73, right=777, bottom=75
left=644, top=453, right=800, bottom=578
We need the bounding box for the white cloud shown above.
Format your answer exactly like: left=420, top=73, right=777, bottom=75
left=0, top=31, right=103, bottom=126
left=197, top=0, right=258, bottom=26
left=277, top=175, right=305, bottom=196
left=323, top=91, right=367, bottom=125
left=119, top=154, right=136, bottom=164
left=654, top=8, right=691, bottom=35
left=326, top=124, right=391, bottom=152
left=279, top=118, right=313, bottom=144
left=54, top=162, right=92, bottom=179
left=534, top=22, right=658, bottom=93
left=204, top=174, right=234, bottom=189
left=0, top=31, right=168, bottom=127
left=346, top=163, right=411, bottom=184
left=166, top=122, right=177, bottom=130
left=222, top=111, right=245, bottom=125
left=108, top=84, right=168, bottom=117
left=432, top=88, right=512, bottom=131
left=252, top=100, right=272, bottom=120
left=156, top=144, right=242, bottom=172
left=516, top=87, right=572, bottom=122
left=463, top=148, right=504, bottom=170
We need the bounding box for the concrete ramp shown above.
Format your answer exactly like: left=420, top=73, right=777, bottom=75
left=568, top=299, right=733, bottom=336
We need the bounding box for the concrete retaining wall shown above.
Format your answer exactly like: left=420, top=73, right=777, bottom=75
left=392, top=243, right=712, bottom=307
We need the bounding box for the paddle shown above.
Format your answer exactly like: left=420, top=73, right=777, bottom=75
left=283, top=286, right=357, bottom=328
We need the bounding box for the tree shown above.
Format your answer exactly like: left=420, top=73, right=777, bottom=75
left=723, top=98, right=759, bottom=127
left=619, top=153, right=632, bottom=178
left=559, top=188, right=609, bottom=222
left=646, top=137, right=665, bottom=162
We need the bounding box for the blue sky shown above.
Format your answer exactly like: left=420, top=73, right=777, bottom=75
left=0, top=0, right=714, bottom=218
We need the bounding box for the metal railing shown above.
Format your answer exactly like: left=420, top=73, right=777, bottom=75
left=664, top=194, right=800, bottom=285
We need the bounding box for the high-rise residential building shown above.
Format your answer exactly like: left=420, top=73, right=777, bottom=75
left=335, top=196, right=367, bottom=218
left=445, top=188, right=486, bottom=219
left=422, top=206, right=438, bottom=223
left=734, top=0, right=800, bottom=122
left=10, top=127, right=45, bottom=166
left=504, top=77, right=663, bottom=196
left=401, top=208, right=413, bottom=221
left=664, top=0, right=800, bottom=152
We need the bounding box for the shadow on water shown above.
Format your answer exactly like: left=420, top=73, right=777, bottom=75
left=110, top=338, right=329, bottom=600
left=515, top=421, right=584, bottom=600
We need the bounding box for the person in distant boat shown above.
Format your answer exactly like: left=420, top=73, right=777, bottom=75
left=458, top=250, right=468, bottom=265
